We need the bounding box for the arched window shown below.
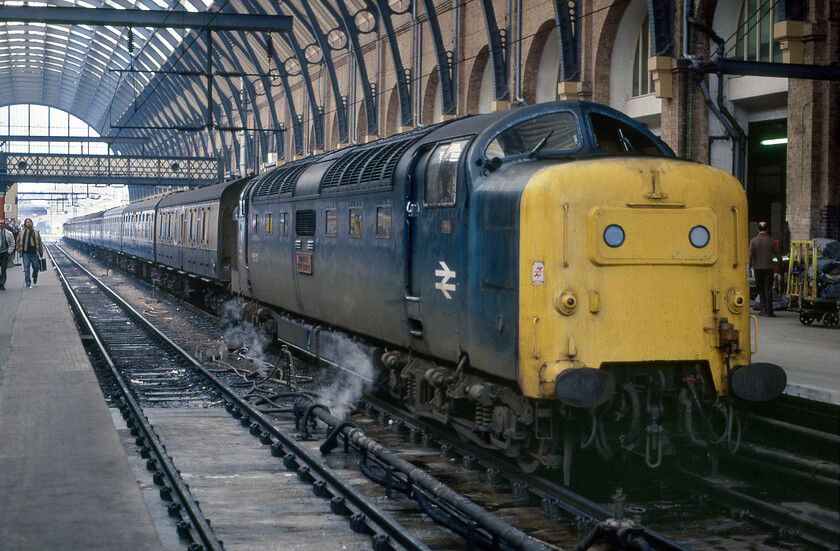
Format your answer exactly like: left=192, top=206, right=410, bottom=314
left=632, top=16, right=655, bottom=97
left=734, top=0, right=782, bottom=62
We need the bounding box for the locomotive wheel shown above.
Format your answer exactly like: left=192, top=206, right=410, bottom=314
left=516, top=439, right=549, bottom=473
left=799, top=312, right=815, bottom=325
left=824, top=311, right=839, bottom=327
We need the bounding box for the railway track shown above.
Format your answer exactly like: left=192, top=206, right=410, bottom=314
left=55, top=242, right=838, bottom=550
left=57, top=244, right=630, bottom=550
left=668, top=397, right=840, bottom=550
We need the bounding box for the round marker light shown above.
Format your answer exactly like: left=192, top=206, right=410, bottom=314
left=603, top=224, right=625, bottom=248
left=689, top=225, right=710, bottom=248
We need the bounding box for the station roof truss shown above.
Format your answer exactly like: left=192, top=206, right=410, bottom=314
left=0, top=0, right=837, bottom=185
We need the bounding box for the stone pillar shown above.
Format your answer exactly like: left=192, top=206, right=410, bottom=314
left=557, top=81, right=580, bottom=101
left=774, top=20, right=805, bottom=63
left=648, top=56, right=674, bottom=99
left=784, top=12, right=840, bottom=240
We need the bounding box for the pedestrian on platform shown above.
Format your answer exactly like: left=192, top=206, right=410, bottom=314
left=748, top=221, right=782, bottom=317
left=16, top=218, right=43, bottom=288
left=7, top=218, right=20, bottom=265
left=0, top=219, right=15, bottom=290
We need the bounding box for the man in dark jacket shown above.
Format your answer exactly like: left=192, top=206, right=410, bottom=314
left=748, top=221, right=782, bottom=317
left=16, top=218, right=43, bottom=288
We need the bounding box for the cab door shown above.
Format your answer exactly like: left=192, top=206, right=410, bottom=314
left=406, top=138, right=471, bottom=359
left=233, top=183, right=253, bottom=295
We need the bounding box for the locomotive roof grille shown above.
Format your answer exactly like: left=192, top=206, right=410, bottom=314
left=279, top=163, right=311, bottom=194
left=321, top=153, right=354, bottom=189
left=252, top=162, right=313, bottom=200
left=322, top=136, right=419, bottom=193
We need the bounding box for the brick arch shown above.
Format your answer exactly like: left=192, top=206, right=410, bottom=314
left=593, top=1, right=633, bottom=105
left=466, top=46, right=490, bottom=114
left=385, top=87, right=400, bottom=135
left=695, top=0, right=721, bottom=27
left=522, top=20, right=556, bottom=105
left=422, top=69, right=440, bottom=125
left=692, top=0, right=718, bottom=67
left=329, top=114, right=339, bottom=150
left=356, top=103, right=367, bottom=141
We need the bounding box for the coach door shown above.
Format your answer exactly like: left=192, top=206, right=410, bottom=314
left=406, top=138, right=470, bottom=355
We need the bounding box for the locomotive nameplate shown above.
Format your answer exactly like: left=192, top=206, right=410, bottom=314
left=296, top=252, right=312, bottom=274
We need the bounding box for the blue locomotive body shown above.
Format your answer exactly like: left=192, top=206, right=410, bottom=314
left=65, top=101, right=786, bottom=474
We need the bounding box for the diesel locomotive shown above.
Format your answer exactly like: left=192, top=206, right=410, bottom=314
left=65, top=101, right=786, bottom=478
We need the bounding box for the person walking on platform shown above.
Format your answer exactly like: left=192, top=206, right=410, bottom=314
left=749, top=221, right=782, bottom=317
left=7, top=218, right=20, bottom=265
left=0, top=219, right=15, bottom=290
left=16, top=218, right=43, bottom=288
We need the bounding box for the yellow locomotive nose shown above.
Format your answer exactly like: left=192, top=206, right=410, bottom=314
left=517, top=158, right=752, bottom=401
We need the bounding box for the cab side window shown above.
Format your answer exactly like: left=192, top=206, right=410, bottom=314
left=425, top=139, right=469, bottom=207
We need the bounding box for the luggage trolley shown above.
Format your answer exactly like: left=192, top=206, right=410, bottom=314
left=786, top=240, right=839, bottom=327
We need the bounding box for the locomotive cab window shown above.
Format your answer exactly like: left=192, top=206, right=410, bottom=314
left=589, top=113, right=664, bottom=156
left=484, top=112, right=579, bottom=159
left=252, top=214, right=259, bottom=234
left=425, top=139, right=468, bottom=207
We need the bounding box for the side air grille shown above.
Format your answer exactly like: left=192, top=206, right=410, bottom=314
left=295, top=209, right=316, bottom=236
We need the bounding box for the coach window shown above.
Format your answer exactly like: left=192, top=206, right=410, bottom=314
left=265, top=213, right=273, bottom=234
left=376, top=206, right=392, bottom=239
left=425, top=139, right=468, bottom=207
left=253, top=214, right=259, bottom=234
left=325, top=208, right=337, bottom=237
left=349, top=207, right=363, bottom=238
left=280, top=212, right=289, bottom=236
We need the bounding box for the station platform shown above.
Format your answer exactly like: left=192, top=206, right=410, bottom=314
left=0, top=259, right=164, bottom=550
left=751, top=309, right=840, bottom=405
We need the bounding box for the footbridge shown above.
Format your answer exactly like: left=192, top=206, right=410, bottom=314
left=0, top=152, right=222, bottom=188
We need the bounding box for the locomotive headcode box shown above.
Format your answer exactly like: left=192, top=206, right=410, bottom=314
left=296, top=252, right=312, bottom=274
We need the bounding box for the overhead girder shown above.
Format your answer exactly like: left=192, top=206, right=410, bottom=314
left=283, top=0, right=351, bottom=144
left=372, top=0, right=412, bottom=128
left=332, top=0, right=377, bottom=138
left=419, top=0, right=456, bottom=117
left=553, top=0, right=580, bottom=82
left=0, top=5, right=293, bottom=33
left=224, top=31, right=284, bottom=163
left=215, top=32, right=263, bottom=174
left=648, top=0, right=675, bottom=57
left=278, top=31, right=325, bottom=152
left=478, top=0, right=509, bottom=101
left=244, top=36, right=283, bottom=162
left=232, top=0, right=325, bottom=154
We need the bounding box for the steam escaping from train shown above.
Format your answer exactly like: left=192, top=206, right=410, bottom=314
left=318, top=335, right=376, bottom=420
left=220, top=300, right=270, bottom=372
